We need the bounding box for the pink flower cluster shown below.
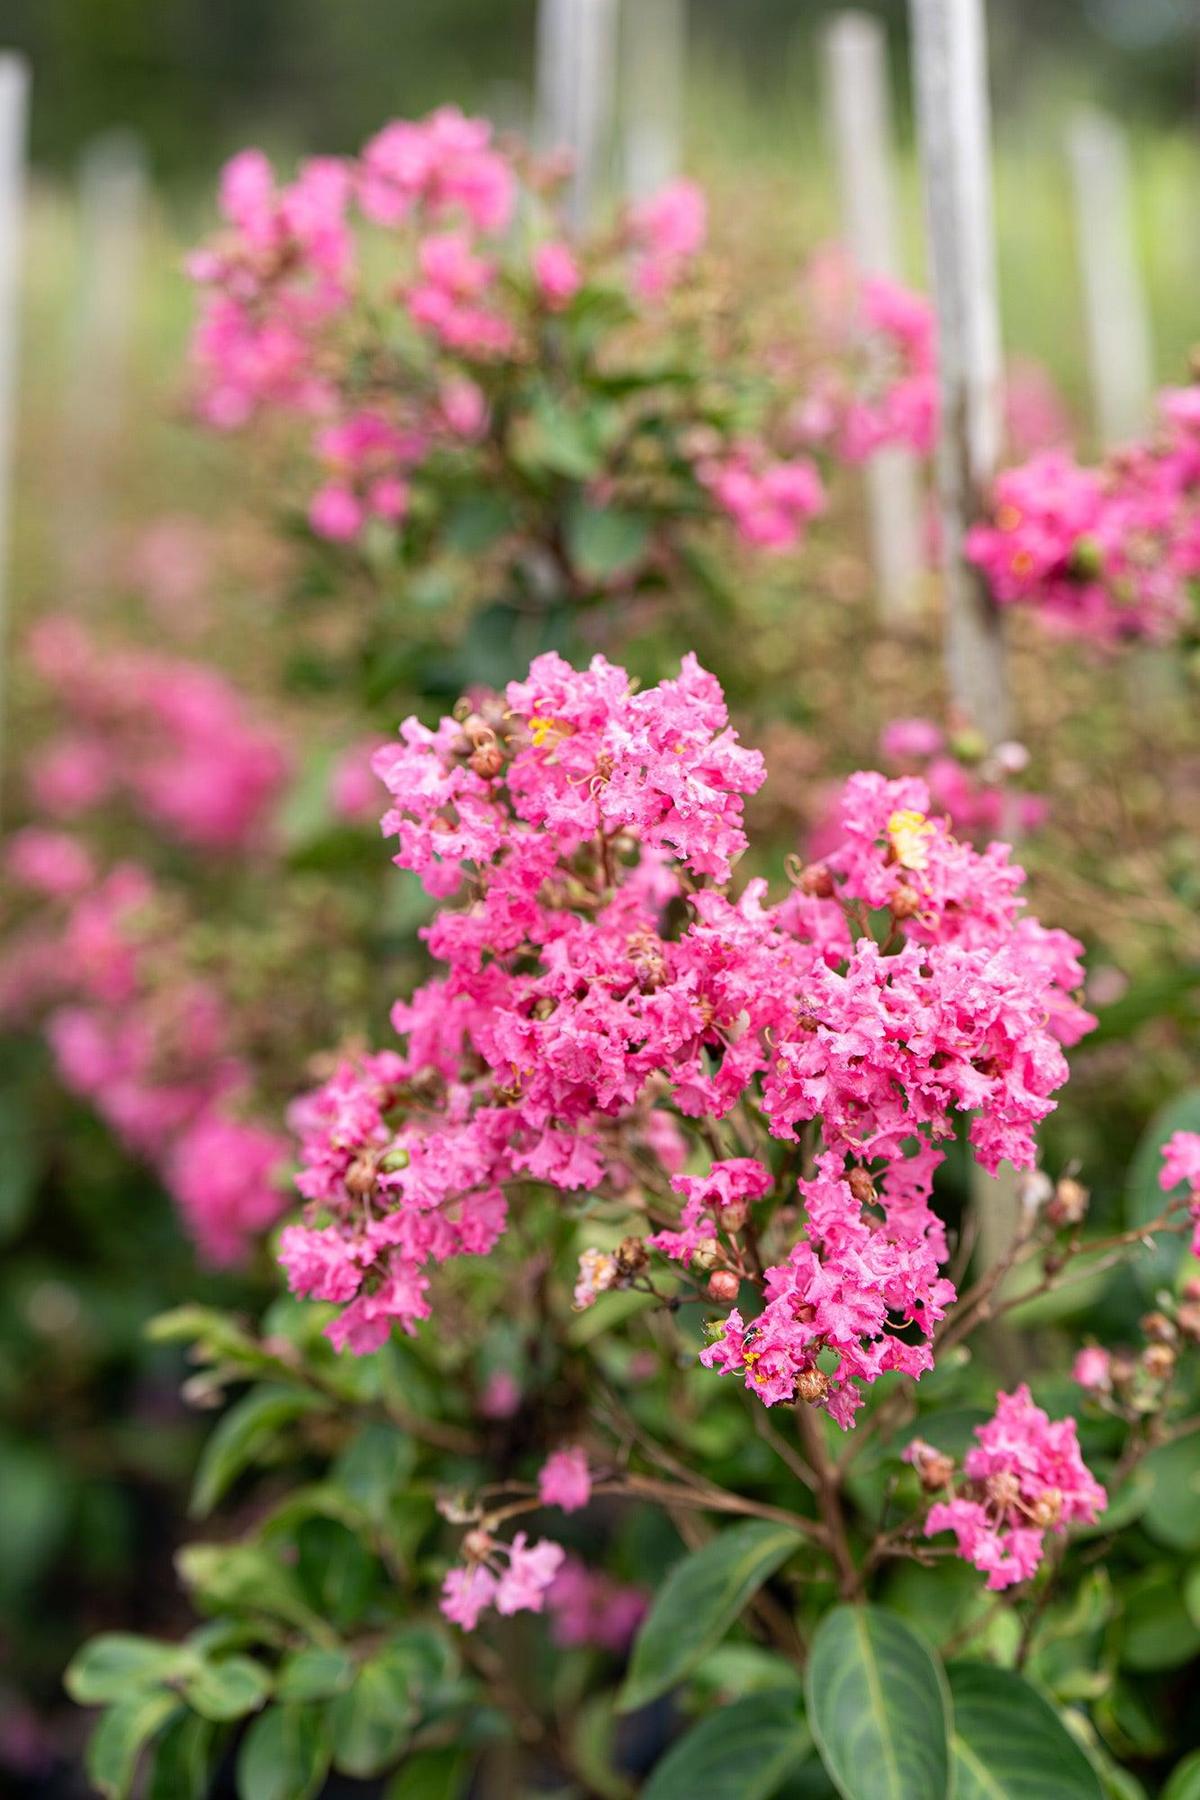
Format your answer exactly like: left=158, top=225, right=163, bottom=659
left=1160, top=1130, right=1200, bottom=1254
left=538, top=1446, right=592, bottom=1513
left=878, top=717, right=1048, bottom=841
left=697, top=444, right=826, bottom=552
left=278, top=653, right=1092, bottom=1430
left=25, top=617, right=289, bottom=852
left=441, top=1532, right=565, bottom=1632
left=546, top=1557, right=647, bottom=1652
left=188, top=112, right=711, bottom=550
left=968, top=386, right=1200, bottom=643
left=918, top=1385, right=1106, bottom=1590
left=1, top=855, right=288, bottom=1265
left=795, top=252, right=937, bottom=461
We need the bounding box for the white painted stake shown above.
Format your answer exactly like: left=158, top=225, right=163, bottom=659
left=535, top=0, right=618, bottom=230
left=0, top=54, right=28, bottom=807
left=61, top=129, right=148, bottom=591
left=622, top=0, right=686, bottom=201
left=909, top=0, right=1010, bottom=747
left=1067, top=109, right=1154, bottom=446
left=910, top=0, right=1017, bottom=1269
left=823, top=11, right=922, bottom=626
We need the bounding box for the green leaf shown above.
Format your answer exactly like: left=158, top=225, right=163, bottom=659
left=442, top=491, right=516, bottom=554
left=65, top=1634, right=192, bottom=1706
left=192, top=1386, right=326, bottom=1518
left=618, top=1522, right=801, bottom=1712
left=1164, top=1750, right=1200, bottom=1800
left=513, top=393, right=604, bottom=480
left=642, top=1693, right=811, bottom=1800
left=387, top=1747, right=473, bottom=1799
left=0, top=1088, right=40, bottom=1242
left=146, top=1714, right=215, bottom=1800
left=333, top=1421, right=417, bottom=1522
left=806, top=1604, right=951, bottom=1800
left=296, top=1516, right=378, bottom=1631
left=177, top=1542, right=332, bottom=1641
left=1126, top=1088, right=1200, bottom=1293
left=86, top=1692, right=181, bottom=1800
left=947, top=1662, right=1103, bottom=1798
left=1123, top=1570, right=1200, bottom=1670
left=1143, top=1435, right=1200, bottom=1551
left=276, top=1646, right=356, bottom=1703
left=329, top=1647, right=419, bottom=1777
left=565, top=501, right=651, bottom=582
left=180, top=1653, right=272, bottom=1722
left=236, top=1704, right=331, bottom=1800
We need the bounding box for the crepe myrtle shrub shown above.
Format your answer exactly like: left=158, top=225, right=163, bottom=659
left=184, top=108, right=936, bottom=708
left=67, top=652, right=1200, bottom=1797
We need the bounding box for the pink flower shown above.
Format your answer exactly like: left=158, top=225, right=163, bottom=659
left=629, top=179, right=707, bottom=297
left=440, top=1532, right=564, bottom=1631
left=533, top=240, right=582, bottom=309
left=547, top=1557, right=647, bottom=1651
left=165, top=1113, right=289, bottom=1267
left=1072, top=1347, right=1112, bottom=1394
left=1160, top=1131, right=1200, bottom=1256
left=5, top=828, right=94, bottom=898
left=309, top=483, right=364, bottom=542
left=538, top=1446, right=592, bottom=1513
left=923, top=1385, right=1106, bottom=1590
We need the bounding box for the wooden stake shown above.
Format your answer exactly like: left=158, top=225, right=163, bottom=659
left=1067, top=109, right=1154, bottom=446
left=622, top=0, right=686, bottom=200
left=60, top=129, right=149, bottom=593
left=536, top=0, right=618, bottom=230
left=823, top=11, right=922, bottom=625
left=0, top=54, right=29, bottom=807
left=909, top=0, right=1010, bottom=746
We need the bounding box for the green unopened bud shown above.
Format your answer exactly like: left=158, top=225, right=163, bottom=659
left=378, top=1147, right=410, bottom=1174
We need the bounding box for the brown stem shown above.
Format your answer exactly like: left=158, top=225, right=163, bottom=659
left=795, top=1403, right=858, bottom=1597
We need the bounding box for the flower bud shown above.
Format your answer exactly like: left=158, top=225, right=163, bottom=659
left=707, top=1270, right=740, bottom=1303
left=1141, top=1311, right=1178, bottom=1346
left=1029, top=1487, right=1063, bottom=1528
left=1110, top=1349, right=1138, bottom=1387
left=1142, top=1343, right=1176, bottom=1381
left=691, top=1237, right=721, bottom=1273
left=1184, top=1276, right=1200, bottom=1304
left=615, top=1235, right=648, bottom=1276
left=344, top=1155, right=378, bottom=1198
left=890, top=883, right=922, bottom=921
left=795, top=1366, right=831, bottom=1405
left=847, top=1166, right=877, bottom=1206
left=905, top=1438, right=956, bottom=1491
left=797, top=861, right=834, bottom=899
left=1177, top=1301, right=1200, bottom=1341
left=378, top=1147, right=411, bottom=1173
left=469, top=744, right=504, bottom=779
left=716, top=1198, right=748, bottom=1232
left=463, top=1528, right=494, bottom=1562
left=1047, top=1176, right=1089, bottom=1227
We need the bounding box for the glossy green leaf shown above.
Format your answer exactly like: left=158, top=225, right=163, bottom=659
left=1126, top=1088, right=1200, bottom=1293
left=236, top=1703, right=331, bottom=1800
left=276, top=1646, right=355, bottom=1703
left=1121, top=1570, right=1200, bottom=1671
left=180, top=1653, right=272, bottom=1722
left=642, top=1693, right=811, bottom=1800
left=65, top=1633, right=193, bottom=1706
left=177, top=1542, right=332, bottom=1641
left=0, top=1089, right=39, bottom=1242
left=329, top=1647, right=419, bottom=1777
left=565, top=501, right=651, bottom=581
left=618, top=1522, right=801, bottom=1713
left=332, top=1421, right=416, bottom=1523
left=806, top=1604, right=951, bottom=1800
left=191, top=1386, right=326, bottom=1518
left=947, top=1662, right=1103, bottom=1798
left=1143, top=1434, right=1200, bottom=1552
left=146, top=1714, right=215, bottom=1800
left=386, top=1747, right=473, bottom=1799
left=1164, top=1750, right=1200, bottom=1800
left=87, top=1692, right=181, bottom=1800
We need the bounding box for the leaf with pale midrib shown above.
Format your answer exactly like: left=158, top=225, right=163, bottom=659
left=806, top=1604, right=951, bottom=1800
left=948, top=1662, right=1103, bottom=1799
